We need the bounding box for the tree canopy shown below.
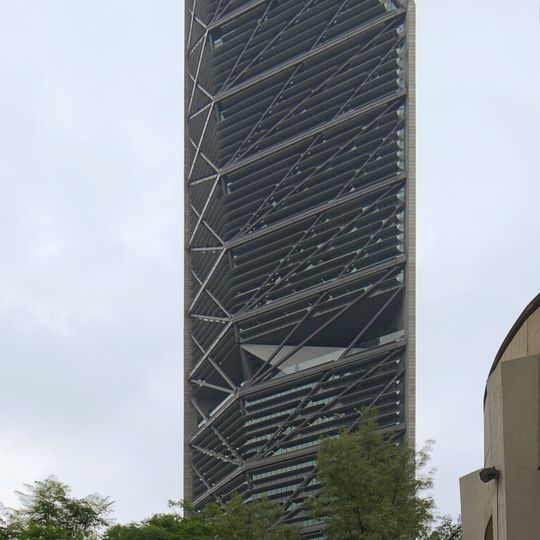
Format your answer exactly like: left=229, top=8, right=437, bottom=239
left=103, top=500, right=218, bottom=540
left=0, top=477, right=112, bottom=540
left=102, top=496, right=301, bottom=540
left=212, top=495, right=301, bottom=540
left=426, top=516, right=462, bottom=540
left=309, top=411, right=435, bottom=540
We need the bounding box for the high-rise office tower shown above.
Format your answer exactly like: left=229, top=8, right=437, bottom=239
left=185, top=0, right=415, bottom=536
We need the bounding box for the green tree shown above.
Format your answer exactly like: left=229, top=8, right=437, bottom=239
left=0, top=477, right=112, bottom=540
left=427, top=516, right=462, bottom=540
left=214, top=495, right=302, bottom=540
left=103, top=501, right=217, bottom=540
left=309, top=411, right=434, bottom=540
left=104, top=496, right=301, bottom=540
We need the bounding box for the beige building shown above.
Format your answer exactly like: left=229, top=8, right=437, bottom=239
left=460, top=293, right=540, bottom=540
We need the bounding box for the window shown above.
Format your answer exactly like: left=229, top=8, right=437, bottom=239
left=484, top=516, right=493, bottom=540
left=210, top=28, right=224, bottom=48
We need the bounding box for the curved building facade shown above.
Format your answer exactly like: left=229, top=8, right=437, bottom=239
left=184, top=0, right=415, bottom=535
left=460, top=293, right=540, bottom=540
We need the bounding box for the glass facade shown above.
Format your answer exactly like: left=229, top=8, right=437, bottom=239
left=184, top=0, right=415, bottom=536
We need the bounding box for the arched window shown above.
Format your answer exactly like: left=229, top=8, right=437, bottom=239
left=484, top=516, right=493, bottom=540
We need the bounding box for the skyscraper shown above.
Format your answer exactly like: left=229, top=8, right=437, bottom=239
left=184, top=0, right=415, bottom=536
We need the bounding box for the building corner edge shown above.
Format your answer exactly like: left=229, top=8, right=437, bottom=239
left=405, top=0, right=416, bottom=448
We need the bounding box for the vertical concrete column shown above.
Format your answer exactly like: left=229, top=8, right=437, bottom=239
left=405, top=0, right=416, bottom=448
left=500, top=355, right=540, bottom=539
left=183, top=0, right=195, bottom=503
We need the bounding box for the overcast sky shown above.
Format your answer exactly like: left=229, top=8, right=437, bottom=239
left=0, top=0, right=539, bottom=525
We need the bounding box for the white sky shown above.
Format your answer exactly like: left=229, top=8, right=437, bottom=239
left=0, top=0, right=539, bottom=525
